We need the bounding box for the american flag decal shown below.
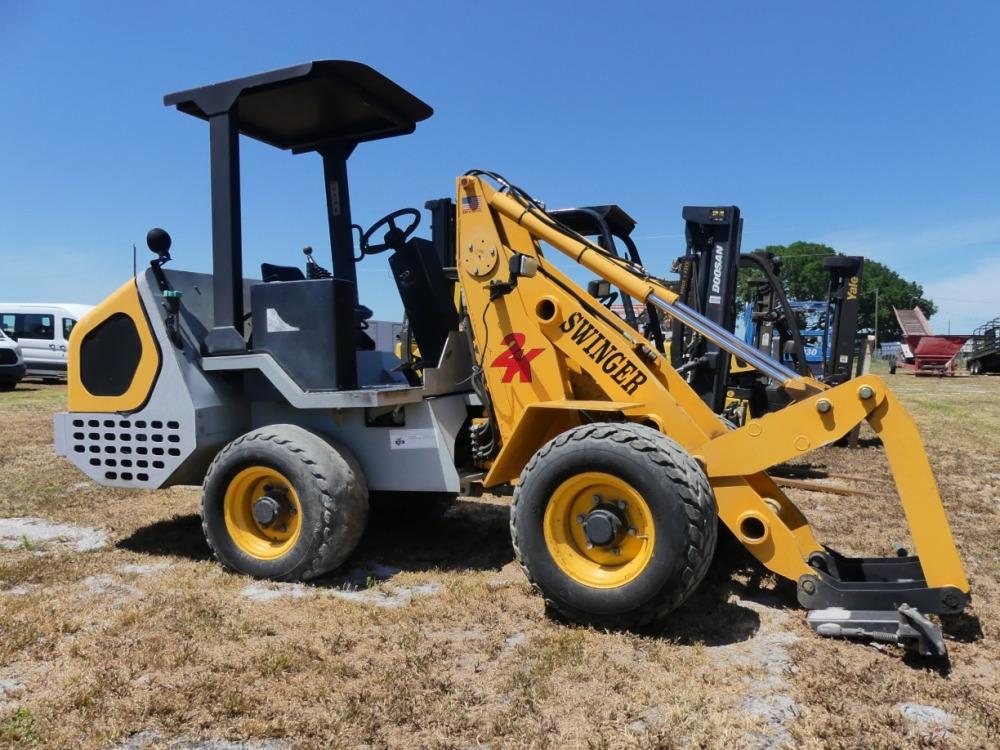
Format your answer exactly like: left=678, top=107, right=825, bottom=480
left=461, top=194, right=481, bottom=213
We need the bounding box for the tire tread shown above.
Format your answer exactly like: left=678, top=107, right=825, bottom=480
left=510, top=422, right=717, bottom=628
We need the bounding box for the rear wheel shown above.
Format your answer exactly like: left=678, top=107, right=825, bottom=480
left=969, top=360, right=981, bottom=375
left=202, top=424, right=368, bottom=580
left=511, top=423, right=717, bottom=628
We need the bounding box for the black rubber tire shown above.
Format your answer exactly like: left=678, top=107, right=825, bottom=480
left=969, top=361, right=981, bottom=375
left=201, top=424, right=369, bottom=581
left=510, top=422, right=717, bottom=628
left=369, top=491, right=456, bottom=524
left=0, top=381, right=16, bottom=391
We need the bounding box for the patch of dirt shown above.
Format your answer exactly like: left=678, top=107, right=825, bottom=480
left=0, top=517, right=107, bottom=552
left=118, top=562, right=175, bottom=575
left=239, top=573, right=444, bottom=609
left=114, top=731, right=289, bottom=750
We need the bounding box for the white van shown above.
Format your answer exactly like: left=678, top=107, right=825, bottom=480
left=0, top=303, right=94, bottom=381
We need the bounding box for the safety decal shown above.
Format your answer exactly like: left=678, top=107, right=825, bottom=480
left=491, top=333, right=544, bottom=383
left=389, top=428, right=437, bottom=450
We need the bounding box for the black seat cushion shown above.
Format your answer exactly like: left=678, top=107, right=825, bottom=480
left=261, top=263, right=305, bottom=282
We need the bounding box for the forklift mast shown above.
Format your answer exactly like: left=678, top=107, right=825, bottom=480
left=821, top=256, right=864, bottom=384
left=670, top=206, right=743, bottom=412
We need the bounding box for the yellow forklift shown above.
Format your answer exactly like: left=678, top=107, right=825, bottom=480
left=56, top=61, right=969, bottom=655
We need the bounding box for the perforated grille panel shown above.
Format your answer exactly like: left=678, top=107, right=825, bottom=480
left=65, top=414, right=187, bottom=487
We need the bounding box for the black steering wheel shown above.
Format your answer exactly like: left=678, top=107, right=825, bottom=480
left=360, top=208, right=421, bottom=256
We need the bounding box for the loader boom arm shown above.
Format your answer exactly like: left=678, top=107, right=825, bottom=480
left=454, top=174, right=969, bottom=641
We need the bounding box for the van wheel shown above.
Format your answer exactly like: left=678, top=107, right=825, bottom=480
left=510, top=423, right=717, bottom=628
left=201, top=425, right=369, bottom=581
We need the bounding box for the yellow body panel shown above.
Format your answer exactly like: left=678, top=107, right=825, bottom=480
left=455, top=175, right=969, bottom=595
left=67, top=278, right=160, bottom=413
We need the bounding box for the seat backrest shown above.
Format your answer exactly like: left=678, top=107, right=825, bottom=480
left=261, top=263, right=306, bottom=283
left=389, top=238, right=459, bottom=368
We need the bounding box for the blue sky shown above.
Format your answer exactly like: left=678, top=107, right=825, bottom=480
left=1, top=1, right=998, bottom=334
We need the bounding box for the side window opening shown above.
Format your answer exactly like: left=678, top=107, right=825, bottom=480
left=20, top=314, right=55, bottom=340
left=63, top=318, right=77, bottom=340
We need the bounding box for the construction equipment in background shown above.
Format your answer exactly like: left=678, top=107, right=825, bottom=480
left=728, top=252, right=813, bottom=421
left=54, top=61, right=970, bottom=656
left=741, top=256, right=864, bottom=384
left=547, top=204, right=667, bottom=353
left=670, top=216, right=865, bottom=422
left=893, top=307, right=969, bottom=376
left=669, top=206, right=744, bottom=414
left=966, top=315, right=1000, bottom=375
left=815, top=255, right=865, bottom=384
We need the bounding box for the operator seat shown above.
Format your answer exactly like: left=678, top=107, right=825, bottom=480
left=388, top=237, right=459, bottom=368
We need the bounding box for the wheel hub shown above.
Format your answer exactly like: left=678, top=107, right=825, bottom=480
left=252, top=487, right=292, bottom=528
left=582, top=504, right=627, bottom=547
left=252, top=496, right=280, bottom=527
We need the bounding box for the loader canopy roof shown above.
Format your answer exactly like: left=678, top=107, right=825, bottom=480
left=164, top=60, right=433, bottom=153
left=161, top=60, right=433, bottom=356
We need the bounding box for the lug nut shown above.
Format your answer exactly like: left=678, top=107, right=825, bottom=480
left=816, top=399, right=832, bottom=414
left=858, top=385, right=874, bottom=400
left=616, top=501, right=627, bottom=510
left=628, top=527, right=637, bottom=536
left=592, top=494, right=601, bottom=505
left=576, top=514, right=585, bottom=524
left=612, top=547, right=621, bottom=556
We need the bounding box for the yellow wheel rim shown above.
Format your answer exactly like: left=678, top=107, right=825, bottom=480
left=223, top=466, right=302, bottom=560
left=543, top=471, right=655, bottom=589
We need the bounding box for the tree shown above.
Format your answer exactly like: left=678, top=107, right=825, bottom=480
left=738, top=241, right=937, bottom=344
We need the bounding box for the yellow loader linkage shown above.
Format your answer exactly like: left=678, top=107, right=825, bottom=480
left=456, top=173, right=968, bottom=655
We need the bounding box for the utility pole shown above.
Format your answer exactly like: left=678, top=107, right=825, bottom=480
left=874, top=287, right=879, bottom=351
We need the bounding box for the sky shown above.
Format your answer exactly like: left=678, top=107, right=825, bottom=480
left=1, top=1, right=998, bottom=334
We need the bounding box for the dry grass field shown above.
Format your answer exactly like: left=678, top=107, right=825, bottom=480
left=1, top=374, right=997, bottom=749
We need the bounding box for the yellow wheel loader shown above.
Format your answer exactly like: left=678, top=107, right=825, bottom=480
left=55, top=61, right=970, bottom=656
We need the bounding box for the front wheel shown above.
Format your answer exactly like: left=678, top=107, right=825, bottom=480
left=510, top=423, right=717, bottom=628
left=201, top=425, right=369, bottom=581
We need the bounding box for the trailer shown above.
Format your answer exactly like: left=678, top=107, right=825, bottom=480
left=967, top=315, right=1000, bottom=375
left=893, top=307, right=968, bottom=376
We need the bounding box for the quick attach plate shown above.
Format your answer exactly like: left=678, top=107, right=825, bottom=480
left=807, top=605, right=947, bottom=657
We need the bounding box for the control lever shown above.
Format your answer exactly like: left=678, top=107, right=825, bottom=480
left=303, top=246, right=331, bottom=279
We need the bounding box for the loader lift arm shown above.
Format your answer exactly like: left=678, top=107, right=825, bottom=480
left=456, top=172, right=969, bottom=656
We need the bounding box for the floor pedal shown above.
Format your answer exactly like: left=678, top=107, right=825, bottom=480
left=807, top=604, right=946, bottom=657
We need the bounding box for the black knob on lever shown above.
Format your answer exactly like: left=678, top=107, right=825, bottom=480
left=303, top=245, right=331, bottom=279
